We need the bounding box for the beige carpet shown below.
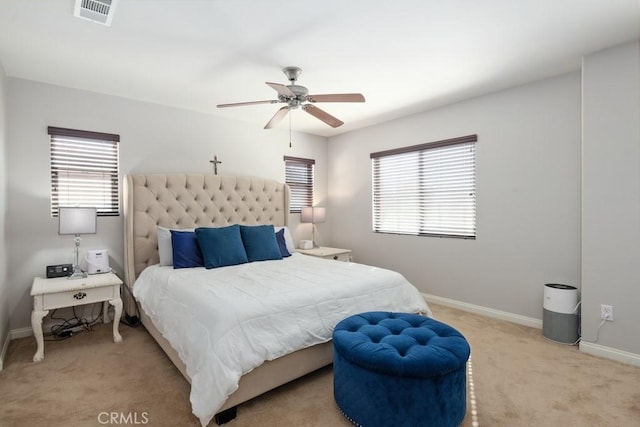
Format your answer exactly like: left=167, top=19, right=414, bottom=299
left=1, top=304, right=639, bottom=426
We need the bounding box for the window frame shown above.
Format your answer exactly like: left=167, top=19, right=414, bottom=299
left=370, top=134, right=477, bottom=239
left=48, top=126, right=120, bottom=217
left=284, top=156, right=315, bottom=213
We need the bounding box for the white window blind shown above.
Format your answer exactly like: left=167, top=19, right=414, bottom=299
left=49, top=127, right=120, bottom=217
left=371, top=135, right=477, bottom=238
left=284, top=156, right=315, bottom=213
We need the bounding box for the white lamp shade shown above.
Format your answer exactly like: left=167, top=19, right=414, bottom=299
left=300, top=207, right=325, bottom=224
left=59, top=207, right=97, bottom=235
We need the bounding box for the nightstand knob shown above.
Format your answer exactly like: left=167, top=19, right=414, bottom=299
left=73, top=292, right=86, bottom=300
left=333, top=255, right=338, bottom=260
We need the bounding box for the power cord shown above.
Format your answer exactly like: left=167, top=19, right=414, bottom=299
left=118, top=270, right=141, bottom=327
left=45, top=304, right=104, bottom=341
left=578, top=319, right=607, bottom=344
left=566, top=301, right=608, bottom=345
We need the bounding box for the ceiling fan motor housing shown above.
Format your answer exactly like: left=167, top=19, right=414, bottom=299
left=283, top=84, right=309, bottom=107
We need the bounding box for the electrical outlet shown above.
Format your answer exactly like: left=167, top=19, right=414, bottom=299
left=601, top=304, right=614, bottom=321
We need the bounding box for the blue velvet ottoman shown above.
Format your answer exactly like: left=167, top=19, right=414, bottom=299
left=333, top=312, right=470, bottom=427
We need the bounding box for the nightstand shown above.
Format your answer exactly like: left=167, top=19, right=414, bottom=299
left=30, top=272, right=123, bottom=362
left=297, top=246, right=352, bottom=262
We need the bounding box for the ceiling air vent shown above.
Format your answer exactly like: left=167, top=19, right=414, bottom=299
left=74, top=0, right=118, bottom=26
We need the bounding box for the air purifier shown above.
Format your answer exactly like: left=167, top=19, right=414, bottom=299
left=543, top=283, right=580, bottom=344
left=86, top=249, right=110, bottom=274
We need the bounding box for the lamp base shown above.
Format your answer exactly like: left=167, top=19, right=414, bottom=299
left=311, top=225, right=320, bottom=249
left=68, top=236, right=86, bottom=279
left=67, top=266, right=87, bottom=280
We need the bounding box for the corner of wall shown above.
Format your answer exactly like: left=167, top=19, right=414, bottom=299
left=0, top=60, right=9, bottom=370
left=0, top=327, right=9, bottom=370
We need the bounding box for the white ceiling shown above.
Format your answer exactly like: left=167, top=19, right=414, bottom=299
left=0, top=1, right=638, bottom=137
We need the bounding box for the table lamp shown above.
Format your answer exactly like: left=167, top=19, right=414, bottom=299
left=59, top=207, right=97, bottom=279
left=300, top=207, right=325, bottom=248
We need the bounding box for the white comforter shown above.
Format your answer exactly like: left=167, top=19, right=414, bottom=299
left=133, top=253, right=431, bottom=426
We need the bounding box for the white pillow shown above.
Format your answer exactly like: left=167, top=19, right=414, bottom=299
left=157, top=226, right=195, bottom=266
left=274, top=226, right=296, bottom=254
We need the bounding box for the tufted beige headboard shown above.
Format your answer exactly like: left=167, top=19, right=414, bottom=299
left=123, top=173, right=290, bottom=294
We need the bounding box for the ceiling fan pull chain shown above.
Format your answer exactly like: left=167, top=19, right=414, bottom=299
left=289, top=111, right=292, bottom=148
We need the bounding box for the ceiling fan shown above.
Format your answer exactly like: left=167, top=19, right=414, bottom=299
left=217, top=66, right=365, bottom=129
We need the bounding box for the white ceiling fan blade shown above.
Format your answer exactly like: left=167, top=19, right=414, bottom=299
left=266, top=82, right=296, bottom=98
left=302, top=104, right=344, bottom=128
left=217, top=100, right=279, bottom=108
left=306, top=93, right=365, bottom=103
left=264, top=106, right=290, bottom=129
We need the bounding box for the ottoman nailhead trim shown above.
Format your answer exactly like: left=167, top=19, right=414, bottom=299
left=468, top=354, right=480, bottom=427
left=339, top=408, right=363, bottom=427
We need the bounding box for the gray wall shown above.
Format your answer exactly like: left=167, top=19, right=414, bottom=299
left=327, top=72, right=582, bottom=320
left=6, top=78, right=328, bottom=330
left=582, top=40, right=640, bottom=355
left=5, top=41, right=638, bottom=361
left=0, top=61, right=8, bottom=366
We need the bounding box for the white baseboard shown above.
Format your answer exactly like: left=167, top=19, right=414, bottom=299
left=579, top=341, right=640, bottom=368
left=10, top=326, right=33, bottom=340
left=423, top=293, right=543, bottom=329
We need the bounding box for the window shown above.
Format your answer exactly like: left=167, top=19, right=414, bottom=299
left=284, top=156, right=315, bottom=213
left=371, top=134, right=477, bottom=239
left=48, top=126, right=120, bottom=217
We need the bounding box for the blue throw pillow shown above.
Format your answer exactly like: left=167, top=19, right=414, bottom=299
left=170, top=230, right=204, bottom=269
left=275, top=228, right=291, bottom=258
left=240, top=225, right=284, bottom=262
left=195, top=225, right=248, bottom=269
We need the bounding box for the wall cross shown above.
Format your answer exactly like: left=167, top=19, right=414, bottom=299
left=209, top=155, right=223, bottom=175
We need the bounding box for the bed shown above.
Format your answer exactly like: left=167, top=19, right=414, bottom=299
left=122, top=173, right=431, bottom=426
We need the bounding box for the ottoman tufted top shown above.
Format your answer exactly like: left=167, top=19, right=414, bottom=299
left=333, top=312, right=470, bottom=378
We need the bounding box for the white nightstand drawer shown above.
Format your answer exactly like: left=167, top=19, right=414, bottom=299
left=297, top=246, right=352, bottom=262
left=328, top=252, right=351, bottom=262
left=43, top=285, right=116, bottom=310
